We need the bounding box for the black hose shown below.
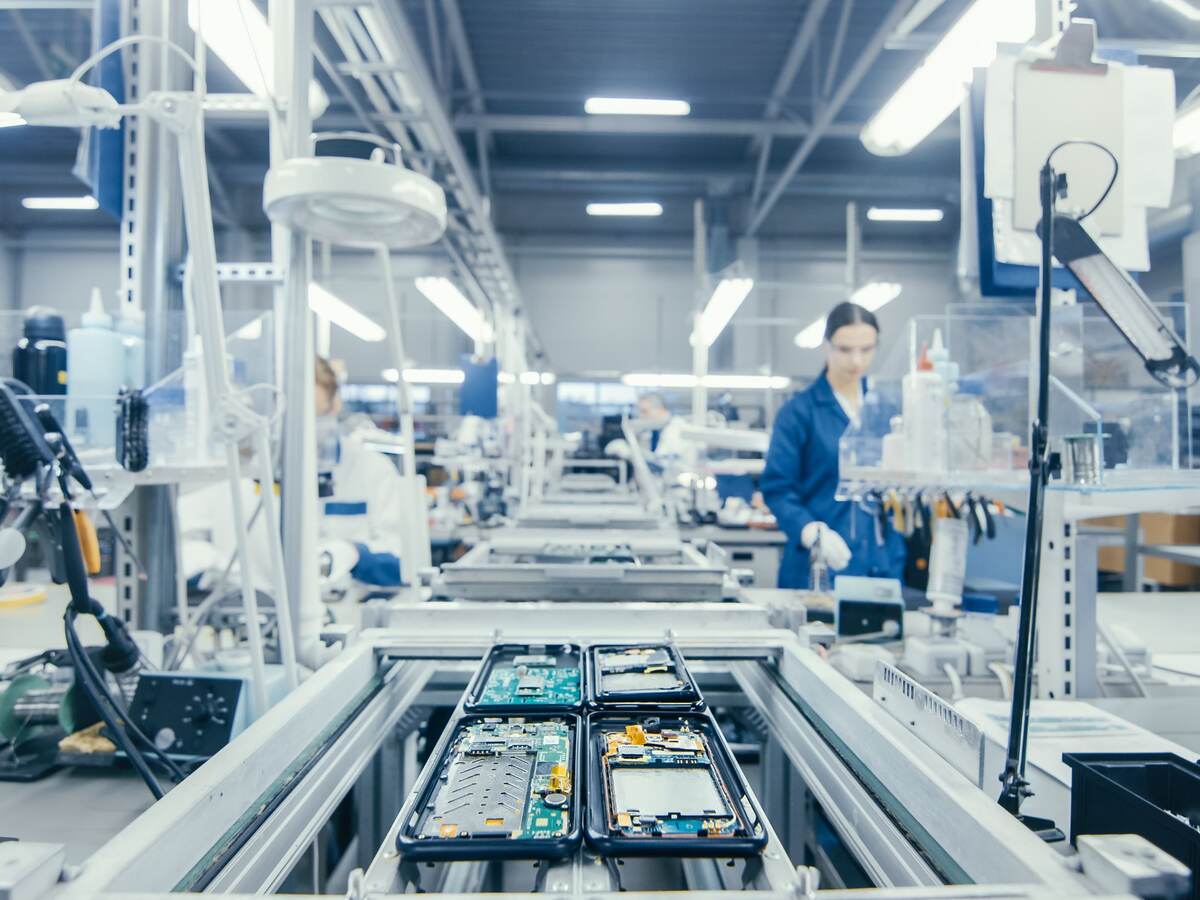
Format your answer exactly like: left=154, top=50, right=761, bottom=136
left=64, top=612, right=187, bottom=783
left=64, top=613, right=164, bottom=800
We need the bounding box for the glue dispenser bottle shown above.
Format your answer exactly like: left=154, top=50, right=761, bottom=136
left=66, top=288, right=124, bottom=449
left=902, top=331, right=948, bottom=472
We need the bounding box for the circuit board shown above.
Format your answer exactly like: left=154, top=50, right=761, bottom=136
left=596, top=646, right=686, bottom=695
left=415, top=718, right=573, bottom=844
left=598, top=721, right=743, bottom=840
left=474, top=646, right=582, bottom=710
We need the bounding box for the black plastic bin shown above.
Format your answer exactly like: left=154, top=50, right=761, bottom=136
left=1064, top=752, right=1200, bottom=898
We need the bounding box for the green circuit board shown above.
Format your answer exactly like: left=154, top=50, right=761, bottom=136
left=599, top=721, right=742, bottom=840
left=477, top=652, right=581, bottom=708
left=417, top=718, right=573, bottom=842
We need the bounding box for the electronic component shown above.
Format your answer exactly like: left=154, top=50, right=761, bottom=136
left=397, top=716, right=581, bottom=860
left=587, top=643, right=703, bottom=710
left=586, top=714, right=766, bottom=857
left=126, top=672, right=245, bottom=759
left=465, top=644, right=583, bottom=713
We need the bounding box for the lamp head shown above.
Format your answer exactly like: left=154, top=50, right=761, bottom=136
left=1, top=80, right=122, bottom=128
left=263, top=152, right=447, bottom=250
left=1052, top=214, right=1200, bottom=390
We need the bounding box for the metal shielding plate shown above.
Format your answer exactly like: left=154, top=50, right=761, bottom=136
left=420, top=752, right=532, bottom=838
left=611, top=767, right=730, bottom=819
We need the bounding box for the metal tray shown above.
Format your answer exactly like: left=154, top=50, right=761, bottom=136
left=437, top=538, right=728, bottom=602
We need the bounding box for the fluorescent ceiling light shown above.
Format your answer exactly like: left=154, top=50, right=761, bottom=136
left=498, top=371, right=516, bottom=384
left=621, top=373, right=789, bottom=390
left=867, top=207, right=945, bottom=222
left=21, top=195, right=98, bottom=210
left=187, top=0, right=328, bottom=116
left=693, top=277, right=754, bottom=347
left=382, top=368, right=400, bottom=383
left=402, top=368, right=465, bottom=384
left=414, top=276, right=495, bottom=344
left=1175, top=98, right=1200, bottom=157
left=0, top=113, right=24, bottom=129
left=231, top=318, right=264, bottom=341
left=519, top=371, right=540, bottom=386
left=586, top=202, right=663, bottom=217
left=1155, top=0, right=1200, bottom=20
left=540, top=372, right=556, bottom=386
left=705, top=374, right=790, bottom=390
left=794, top=282, right=903, bottom=349
left=860, top=0, right=1035, bottom=156
left=308, top=282, right=386, bottom=342
left=584, top=97, right=690, bottom=116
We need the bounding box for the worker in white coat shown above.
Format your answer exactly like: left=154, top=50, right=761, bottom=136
left=180, top=358, right=412, bottom=668
left=636, top=392, right=689, bottom=460
left=313, top=356, right=408, bottom=590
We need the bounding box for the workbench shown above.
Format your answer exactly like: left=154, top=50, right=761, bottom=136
left=682, top=524, right=786, bottom=588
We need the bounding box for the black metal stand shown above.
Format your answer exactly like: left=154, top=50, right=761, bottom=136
left=996, top=163, right=1066, bottom=841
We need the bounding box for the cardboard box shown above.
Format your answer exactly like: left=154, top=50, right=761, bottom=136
left=1086, top=514, right=1200, bottom=587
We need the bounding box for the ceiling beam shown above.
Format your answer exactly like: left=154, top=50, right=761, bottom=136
left=453, top=112, right=860, bottom=139
left=760, top=0, right=832, bottom=122
left=8, top=10, right=56, bottom=81
left=488, top=163, right=959, bottom=202
left=822, top=0, right=855, bottom=100
left=749, top=0, right=833, bottom=206
left=748, top=0, right=917, bottom=235
left=440, top=0, right=493, bottom=200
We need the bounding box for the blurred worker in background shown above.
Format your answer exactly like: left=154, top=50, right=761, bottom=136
left=636, top=391, right=688, bottom=459
left=313, top=356, right=407, bottom=590
left=761, top=301, right=906, bottom=588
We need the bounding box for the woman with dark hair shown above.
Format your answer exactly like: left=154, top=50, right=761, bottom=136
left=761, top=302, right=906, bottom=588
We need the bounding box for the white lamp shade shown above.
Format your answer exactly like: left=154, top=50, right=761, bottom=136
left=263, top=156, right=447, bottom=249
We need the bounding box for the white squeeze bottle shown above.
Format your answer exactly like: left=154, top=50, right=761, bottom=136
left=116, top=304, right=146, bottom=390
left=66, top=288, right=124, bottom=449
left=902, top=336, right=948, bottom=472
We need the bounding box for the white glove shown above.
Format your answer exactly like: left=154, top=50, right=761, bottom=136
left=319, top=539, right=360, bottom=588
left=604, top=438, right=632, bottom=460
left=801, top=522, right=852, bottom=571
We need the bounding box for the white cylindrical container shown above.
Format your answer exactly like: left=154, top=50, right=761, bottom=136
left=902, top=368, right=947, bottom=472
left=66, top=287, right=124, bottom=449
left=927, top=516, right=968, bottom=612
left=116, top=305, right=146, bottom=390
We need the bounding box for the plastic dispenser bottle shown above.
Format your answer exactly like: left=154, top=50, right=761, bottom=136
left=116, top=304, right=146, bottom=390
left=902, top=333, right=947, bottom=472
left=13, top=307, right=68, bottom=398
left=66, top=288, right=124, bottom=449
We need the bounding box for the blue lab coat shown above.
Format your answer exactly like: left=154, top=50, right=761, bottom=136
left=761, top=372, right=906, bottom=588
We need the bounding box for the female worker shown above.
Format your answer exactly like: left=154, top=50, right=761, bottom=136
left=761, top=301, right=906, bottom=588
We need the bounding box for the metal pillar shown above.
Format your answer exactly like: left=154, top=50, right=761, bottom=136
left=123, top=0, right=188, bottom=632
left=272, top=0, right=318, bottom=661
left=692, top=198, right=708, bottom=425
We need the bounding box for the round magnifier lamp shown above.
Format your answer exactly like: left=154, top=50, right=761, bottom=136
left=263, top=132, right=447, bottom=249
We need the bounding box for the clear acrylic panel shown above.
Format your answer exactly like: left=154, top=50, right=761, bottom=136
left=1, top=307, right=276, bottom=471
left=839, top=301, right=1192, bottom=496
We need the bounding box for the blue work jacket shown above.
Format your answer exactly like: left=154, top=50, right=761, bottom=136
left=761, top=372, right=906, bottom=588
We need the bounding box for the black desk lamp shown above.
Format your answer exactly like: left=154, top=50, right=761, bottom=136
left=998, top=146, right=1200, bottom=832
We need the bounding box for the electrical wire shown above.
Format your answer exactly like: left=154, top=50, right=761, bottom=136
left=1045, top=140, right=1120, bottom=223
left=63, top=614, right=164, bottom=799
left=64, top=611, right=188, bottom=783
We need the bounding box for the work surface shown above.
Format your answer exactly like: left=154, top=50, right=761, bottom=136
left=1, top=585, right=1196, bottom=868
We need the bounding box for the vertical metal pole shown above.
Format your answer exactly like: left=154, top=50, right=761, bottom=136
left=998, top=164, right=1056, bottom=821
left=129, top=0, right=187, bottom=633
left=692, top=198, right=708, bottom=425
left=845, top=200, right=859, bottom=298
left=273, top=0, right=318, bottom=662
